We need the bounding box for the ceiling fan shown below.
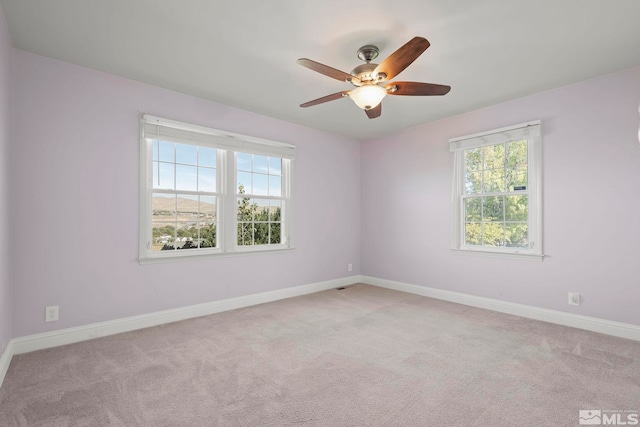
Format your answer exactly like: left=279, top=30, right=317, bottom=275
left=297, top=36, right=451, bottom=119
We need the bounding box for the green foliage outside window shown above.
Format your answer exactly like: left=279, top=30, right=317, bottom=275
left=155, top=223, right=217, bottom=251
left=464, top=140, right=529, bottom=248
left=237, top=183, right=282, bottom=246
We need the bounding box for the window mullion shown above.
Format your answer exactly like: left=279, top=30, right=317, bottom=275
left=480, top=197, right=485, bottom=246
left=172, top=191, right=178, bottom=250
left=152, top=188, right=218, bottom=197
left=503, top=144, right=507, bottom=246
left=469, top=190, right=528, bottom=198
left=223, top=150, right=237, bottom=253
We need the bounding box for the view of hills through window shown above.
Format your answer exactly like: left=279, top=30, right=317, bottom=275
left=151, top=142, right=283, bottom=251
left=151, top=184, right=283, bottom=250
left=152, top=194, right=217, bottom=251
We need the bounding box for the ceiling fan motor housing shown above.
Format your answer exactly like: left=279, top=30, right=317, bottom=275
left=351, top=45, right=387, bottom=86
left=350, top=63, right=379, bottom=85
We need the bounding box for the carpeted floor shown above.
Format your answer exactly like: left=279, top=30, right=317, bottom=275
left=1, top=283, right=639, bottom=426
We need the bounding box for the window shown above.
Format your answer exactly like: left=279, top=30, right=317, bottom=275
left=150, top=140, right=220, bottom=253
left=236, top=153, right=284, bottom=247
left=139, top=115, right=294, bottom=263
left=450, top=121, right=542, bottom=259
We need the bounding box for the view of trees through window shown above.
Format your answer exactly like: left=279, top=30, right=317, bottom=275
left=237, top=184, right=282, bottom=246
left=463, top=140, right=529, bottom=248
left=236, top=152, right=283, bottom=246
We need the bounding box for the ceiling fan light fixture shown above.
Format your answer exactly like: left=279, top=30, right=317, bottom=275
left=349, top=85, right=387, bottom=110
left=297, top=37, right=449, bottom=119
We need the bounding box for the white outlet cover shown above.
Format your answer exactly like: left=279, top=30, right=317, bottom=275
left=45, top=305, right=59, bottom=322
left=568, top=292, right=581, bottom=306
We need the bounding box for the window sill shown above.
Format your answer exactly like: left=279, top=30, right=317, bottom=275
left=451, top=248, right=544, bottom=262
left=138, top=246, right=294, bottom=265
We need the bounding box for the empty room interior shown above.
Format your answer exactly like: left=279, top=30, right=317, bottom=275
left=1, top=1, right=640, bottom=426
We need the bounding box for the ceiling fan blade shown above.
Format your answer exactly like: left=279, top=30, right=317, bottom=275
left=386, top=81, right=451, bottom=96
left=297, top=58, right=356, bottom=83
left=373, top=37, right=430, bottom=81
left=300, top=91, right=349, bottom=108
left=365, top=103, right=382, bottom=119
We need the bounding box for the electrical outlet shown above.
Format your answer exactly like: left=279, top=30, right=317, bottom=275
left=568, top=292, right=581, bottom=306
left=45, top=305, right=59, bottom=322
left=348, top=263, right=353, bottom=272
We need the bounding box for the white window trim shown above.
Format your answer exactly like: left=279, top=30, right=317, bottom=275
left=450, top=120, right=543, bottom=260
left=138, top=114, right=294, bottom=264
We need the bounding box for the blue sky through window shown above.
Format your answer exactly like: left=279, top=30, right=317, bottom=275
left=152, top=140, right=217, bottom=192
left=236, top=152, right=282, bottom=196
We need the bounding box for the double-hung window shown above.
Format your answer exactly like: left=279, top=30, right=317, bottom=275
left=450, top=121, right=542, bottom=259
left=139, top=114, right=294, bottom=263
left=236, top=153, right=285, bottom=247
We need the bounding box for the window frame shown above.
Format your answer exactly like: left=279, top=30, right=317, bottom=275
left=450, top=120, right=542, bottom=261
left=138, top=114, right=294, bottom=264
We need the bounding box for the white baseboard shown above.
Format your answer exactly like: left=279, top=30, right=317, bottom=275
left=0, top=339, right=14, bottom=388
left=10, top=275, right=360, bottom=357
left=4, top=274, right=639, bottom=390
left=362, top=275, right=640, bottom=342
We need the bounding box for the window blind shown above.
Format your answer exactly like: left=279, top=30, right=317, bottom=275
left=449, top=120, right=541, bottom=152
left=142, top=114, right=295, bottom=159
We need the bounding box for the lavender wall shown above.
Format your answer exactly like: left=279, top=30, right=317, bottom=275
left=7, top=44, right=640, bottom=339
left=10, top=50, right=361, bottom=337
left=362, top=67, right=640, bottom=326
left=0, top=5, right=12, bottom=354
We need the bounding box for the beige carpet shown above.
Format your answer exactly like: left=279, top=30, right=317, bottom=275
left=1, top=284, right=639, bottom=426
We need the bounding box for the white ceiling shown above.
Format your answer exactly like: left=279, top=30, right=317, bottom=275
left=2, top=0, right=640, bottom=140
